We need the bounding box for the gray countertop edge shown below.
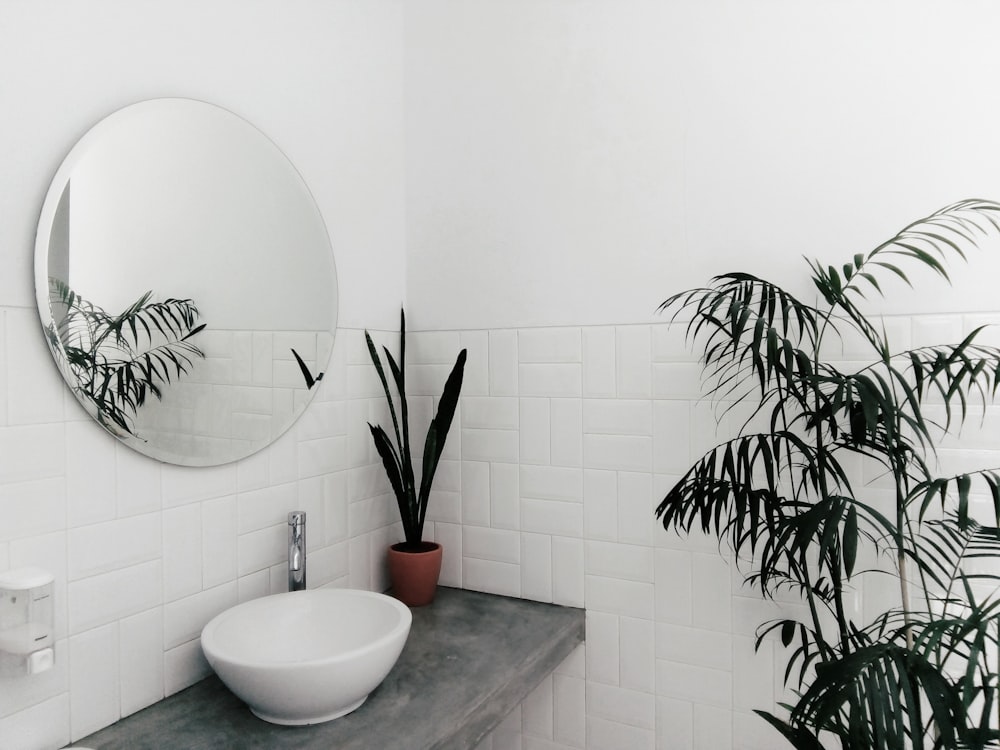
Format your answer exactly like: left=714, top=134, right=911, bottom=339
left=436, top=605, right=585, bottom=750
left=76, top=587, right=586, bottom=750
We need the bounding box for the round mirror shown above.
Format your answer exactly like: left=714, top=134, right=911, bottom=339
left=35, top=98, right=338, bottom=466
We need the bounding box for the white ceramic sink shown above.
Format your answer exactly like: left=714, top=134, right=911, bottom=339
left=201, top=588, right=412, bottom=725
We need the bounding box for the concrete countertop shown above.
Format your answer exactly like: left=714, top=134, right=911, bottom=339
left=77, top=587, right=585, bottom=750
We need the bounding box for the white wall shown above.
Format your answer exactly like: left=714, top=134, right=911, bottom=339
left=405, top=0, right=1000, bottom=331
left=402, top=2, right=1000, bottom=749
left=2, top=0, right=405, bottom=330
left=433, top=317, right=1000, bottom=750
left=0, top=2, right=405, bottom=747
left=7, top=1, right=1000, bottom=749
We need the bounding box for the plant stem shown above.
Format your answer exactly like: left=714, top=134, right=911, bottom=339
left=893, top=479, right=916, bottom=650
left=829, top=549, right=850, bottom=652
left=897, top=548, right=914, bottom=650
left=815, top=310, right=850, bottom=652
left=799, top=560, right=833, bottom=662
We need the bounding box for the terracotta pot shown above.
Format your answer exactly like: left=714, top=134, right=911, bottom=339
left=387, top=542, right=442, bottom=607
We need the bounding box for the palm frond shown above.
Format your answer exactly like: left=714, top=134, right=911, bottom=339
left=897, top=333, right=1000, bottom=434
left=754, top=710, right=826, bottom=750
left=46, top=280, right=205, bottom=436
left=658, top=274, right=820, bottom=409
left=845, top=200, right=1000, bottom=297
left=790, top=642, right=963, bottom=750
left=758, top=618, right=836, bottom=689
left=656, top=200, right=1000, bottom=748
left=909, top=473, right=1000, bottom=528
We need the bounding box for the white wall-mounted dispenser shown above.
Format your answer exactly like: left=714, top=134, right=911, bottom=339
left=0, top=567, right=55, bottom=677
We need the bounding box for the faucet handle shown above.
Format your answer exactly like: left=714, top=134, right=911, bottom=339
left=288, top=511, right=306, bottom=526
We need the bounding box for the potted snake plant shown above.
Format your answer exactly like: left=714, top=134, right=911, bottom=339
left=366, top=309, right=466, bottom=606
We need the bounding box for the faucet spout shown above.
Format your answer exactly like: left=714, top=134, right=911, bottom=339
left=288, top=511, right=306, bottom=592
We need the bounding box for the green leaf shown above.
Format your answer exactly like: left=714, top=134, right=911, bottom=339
left=46, top=284, right=205, bottom=436
left=417, top=349, right=467, bottom=516
left=653, top=200, right=1000, bottom=749
left=781, top=620, right=796, bottom=647
left=365, top=331, right=395, bottom=415
left=753, top=711, right=825, bottom=750
left=870, top=260, right=911, bottom=285
left=384, top=346, right=404, bottom=394
left=417, top=424, right=439, bottom=541
left=958, top=474, right=972, bottom=529
left=368, top=423, right=411, bottom=539
left=365, top=329, right=405, bottom=476
left=843, top=505, right=858, bottom=579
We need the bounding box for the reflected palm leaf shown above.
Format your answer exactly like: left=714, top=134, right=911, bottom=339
left=47, top=278, right=206, bottom=437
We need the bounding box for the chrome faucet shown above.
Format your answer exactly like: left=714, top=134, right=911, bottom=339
left=288, top=511, right=306, bottom=591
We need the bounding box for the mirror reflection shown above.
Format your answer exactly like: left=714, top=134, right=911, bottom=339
left=35, top=98, right=338, bottom=466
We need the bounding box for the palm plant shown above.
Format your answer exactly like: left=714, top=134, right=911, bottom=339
left=45, top=278, right=205, bottom=437
left=656, top=199, right=1000, bottom=749
left=366, top=309, right=466, bottom=549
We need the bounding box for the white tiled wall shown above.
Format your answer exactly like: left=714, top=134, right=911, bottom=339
left=5, top=314, right=1000, bottom=750
left=418, top=319, right=1000, bottom=750
left=130, top=328, right=333, bottom=462
left=0, top=318, right=397, bottom=749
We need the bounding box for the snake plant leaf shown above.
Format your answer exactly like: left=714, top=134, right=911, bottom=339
left=384, top=346, right=404, bottom=394
left=368, top=422, right=409, bottom=536
left=417, top=349, right=467, bottom=511
left=290, top=347, right=322, bottom=390
left=416, top=425, right=439, bottom=539
left=382, top=345, right=414, bottom=489
left=382, top=337, right=417, bottom=508
left=398, top=307, right=406, bottom=368
left=365, top=330, right=404, bottom=458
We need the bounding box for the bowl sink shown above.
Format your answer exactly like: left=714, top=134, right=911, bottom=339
left=201, top=588, right=412, bottom=725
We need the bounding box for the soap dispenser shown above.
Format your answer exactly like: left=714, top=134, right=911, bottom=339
left=0, top=567, right=55, bottom=677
